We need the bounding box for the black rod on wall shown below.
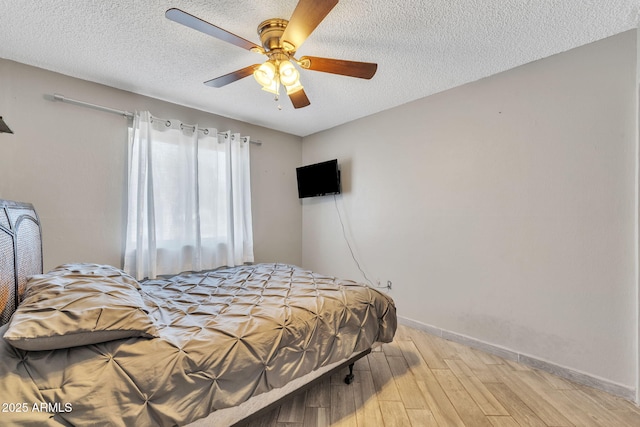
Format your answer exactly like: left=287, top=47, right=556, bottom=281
left=0, top=117, right=13, bottom=134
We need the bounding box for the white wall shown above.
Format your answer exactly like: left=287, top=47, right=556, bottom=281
left=302, top=30, right=637, bottom=390
left=0, top=59, right=302, bottom=271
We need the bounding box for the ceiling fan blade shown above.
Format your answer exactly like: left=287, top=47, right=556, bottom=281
left=204, top=64, right=260, bottom=88
left=281, top=0, right=338, bottom=51
left=289, top=89, right=311, bottom=109
left=166, top=8, right=260, bottom=51
left=298, top=56, right=377, bottom=79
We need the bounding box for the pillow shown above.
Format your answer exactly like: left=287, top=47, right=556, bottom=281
left=47, top=263, right=142, bottom=289
left=3, top=265, right=157, bottom=351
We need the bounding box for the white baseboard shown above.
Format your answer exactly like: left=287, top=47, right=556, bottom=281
left=397, top=316, right=636, bottom=402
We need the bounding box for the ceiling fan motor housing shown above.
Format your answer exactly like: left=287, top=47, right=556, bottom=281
left=257, top=19, right=294, bottom=54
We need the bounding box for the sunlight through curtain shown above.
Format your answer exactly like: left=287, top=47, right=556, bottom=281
left=124, top=111, right=253, bottom=279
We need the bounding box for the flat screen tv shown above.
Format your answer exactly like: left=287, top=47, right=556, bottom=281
left=296, top=159, right=341, bottom=198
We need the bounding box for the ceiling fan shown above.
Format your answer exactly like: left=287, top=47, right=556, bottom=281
left=165, top=0, right=377, bottom=109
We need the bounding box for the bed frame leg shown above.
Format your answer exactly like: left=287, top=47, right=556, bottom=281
left=344, top=363, right=355, bottom=384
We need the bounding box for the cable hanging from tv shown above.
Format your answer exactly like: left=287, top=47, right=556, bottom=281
left=295, top=159, right=389, bottom=290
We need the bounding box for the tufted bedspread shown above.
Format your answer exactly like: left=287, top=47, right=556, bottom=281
left=0, top=263, right=396, bottom=426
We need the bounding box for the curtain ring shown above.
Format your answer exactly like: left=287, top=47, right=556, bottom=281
left=165, top=120, right=171, bottom=127
left=203, top=128, right=209, bottom=135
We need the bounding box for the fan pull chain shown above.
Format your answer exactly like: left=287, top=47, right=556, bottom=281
left=274, top=79, right=282, bottom=110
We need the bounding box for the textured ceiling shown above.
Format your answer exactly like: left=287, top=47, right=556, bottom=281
left=1, top=0, right=639, bottom=137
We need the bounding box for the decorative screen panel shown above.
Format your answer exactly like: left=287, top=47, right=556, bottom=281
left=0, top=200, right=42, bottom=325
left=0, top=229, right=15, bottom=325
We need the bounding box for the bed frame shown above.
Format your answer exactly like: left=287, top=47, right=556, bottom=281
left=0, top=200, right=42, bottom=326
left=0, top=198, right=369, bottom=426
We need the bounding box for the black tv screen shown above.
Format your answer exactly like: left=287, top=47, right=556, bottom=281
left=296, top=159, right=341, bottom=198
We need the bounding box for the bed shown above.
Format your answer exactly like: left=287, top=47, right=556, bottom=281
left=0, top=199, right=396, bottom=426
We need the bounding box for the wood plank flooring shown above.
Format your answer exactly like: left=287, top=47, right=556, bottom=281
left=239, top=324, right=640, bottom=427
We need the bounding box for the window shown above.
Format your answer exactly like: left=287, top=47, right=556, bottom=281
left=124, top=112, right=253, bottom=279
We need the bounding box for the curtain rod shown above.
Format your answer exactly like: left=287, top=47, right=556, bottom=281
left=51, top=93, right=263, bottom=146
left=53, top=93, right=134, bottom=119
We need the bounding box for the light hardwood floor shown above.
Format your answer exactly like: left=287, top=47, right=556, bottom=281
left=240, top=324, right=640, bottom=427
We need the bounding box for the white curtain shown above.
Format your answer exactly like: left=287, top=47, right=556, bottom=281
left=124, top=111, right=254, bottom=279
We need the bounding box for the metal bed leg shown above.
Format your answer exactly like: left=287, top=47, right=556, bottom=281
left=344, top=363, right=355, bottom=384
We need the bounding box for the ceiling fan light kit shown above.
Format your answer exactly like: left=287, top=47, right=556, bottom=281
left=254, top=62, right=276, bottom=89
left=165, top=0, right=377, bottom=109
left=253, top=58, right=303, bottom=96
left=278, top=60, right=300, bottom=87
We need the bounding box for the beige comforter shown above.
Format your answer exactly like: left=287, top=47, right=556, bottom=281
left=0, top=263, right=396, bottom=426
